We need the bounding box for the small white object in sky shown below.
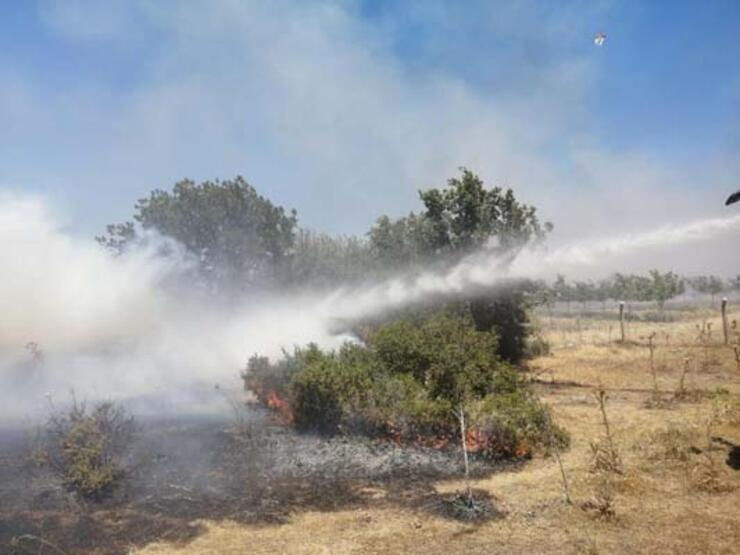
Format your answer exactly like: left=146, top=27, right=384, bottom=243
left=594, top=32, right=606, bottom=46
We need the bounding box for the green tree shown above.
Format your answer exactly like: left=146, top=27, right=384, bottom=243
left=730, top=275, right=740, bottom=294
left=98, top=176, right=298, bottom=291
left=368, top=168, right=550, bottom=265
left=595, top=278, right=614, bottom=312
left=573, top=281, right=595, bottom=311
left=707, top=275, right=724, bottom=304
left=687, top=275, right=709, bottom=295
left=367, top=214, right=422, bottom=270
left=552, top=274, right=574, bottom=313
left=688, top=275, right=725, bottom=305
left=95, top=222, right=136, bottom=255
left=631, top=275, right=653, bottom=302
left=367, top=168, right=551, bottom=363
left=647, top=270, right=684, bottom=311
left=289, top=230, right=373, bottom=287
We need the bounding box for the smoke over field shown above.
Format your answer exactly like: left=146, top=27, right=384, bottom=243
left=0, top=193, right=349, bottom=419
left=1, top=191, right=738, bottom=422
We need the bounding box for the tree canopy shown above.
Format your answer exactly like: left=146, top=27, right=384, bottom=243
left=368, top=168, right=551, bottom=267
left=99, top=169, right=551, bottom=363
left=98, top=176, right=298, bottom=291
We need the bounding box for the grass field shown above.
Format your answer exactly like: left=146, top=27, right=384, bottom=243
left=134, top=306, right=740, bottom=554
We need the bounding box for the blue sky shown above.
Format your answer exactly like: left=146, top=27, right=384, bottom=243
left=1, top=0, right=738, bottom=256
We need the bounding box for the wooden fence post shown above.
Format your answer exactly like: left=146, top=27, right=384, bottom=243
left=619, top=301, right=625, bottom=343
left=721, top=297, right=729, bottom=345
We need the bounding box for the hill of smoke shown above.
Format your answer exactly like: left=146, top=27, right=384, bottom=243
left=1, top=193, right=737, bottom=421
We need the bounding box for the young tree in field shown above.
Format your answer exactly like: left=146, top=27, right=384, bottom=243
left=611, top=273, right=651, bottom=315
left=689, top=275, right=725, bottom=305
left=611, top=273, right=633, bottom=305
left=687, top=275, right=708, bottom=296
left=631, top=274, right=653, bottom=303
left=707, top=275, right=725, bottom=305
left=730, top=275, right=740, bottom=294
left=98, top=177, right=298, bottom=291
left=595, top=278, right=614, bottom=312
left=573, top=281, right=595, bottom=312
left=532, top=279, right=555, bottom=326
left=552, top=274, right=574, bottom=314
left=647, top=270, right=684, bottom=311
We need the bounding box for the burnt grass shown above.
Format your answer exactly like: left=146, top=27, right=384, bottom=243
left=1, top=409, right=521, bottom=554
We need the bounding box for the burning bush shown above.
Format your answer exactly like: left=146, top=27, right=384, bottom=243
left=243, top=311, right=568, bottom=458
left=34, top=399, right=136, bottom=499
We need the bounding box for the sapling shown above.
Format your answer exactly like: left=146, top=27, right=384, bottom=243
left=647, top=332, right=657, bottom=392
left=584, top=389, right=622, bottom=519
left=676, top=357, right=691, bottom=398
left=546, top=408, right=572, bottom=505
left=590, top=389, right=622, bottom=474
left=456, top=404, right=473, bottom=506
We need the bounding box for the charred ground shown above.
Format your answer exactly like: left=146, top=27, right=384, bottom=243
left=0, top=409, right=522, bottom=555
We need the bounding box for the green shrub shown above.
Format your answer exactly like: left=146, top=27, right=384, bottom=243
left=35, top=400, right=136, bottom=499
left=370, top=311, right=514, bottom=403
left=369, top=318, right=432, bottom=381
left=469, top=288, right=531, bottom=364
left=290, top=343, right=376, bottom=434
left=243, top=309, right=568, bottom=458
left=470, top=392, right=569, bottom=456
left=290, top=359, right=345, bottom=434
left=242, top=344, right=323, bottom=405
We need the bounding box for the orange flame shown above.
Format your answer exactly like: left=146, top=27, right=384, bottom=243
left=266, top=390, right=293, bottom=423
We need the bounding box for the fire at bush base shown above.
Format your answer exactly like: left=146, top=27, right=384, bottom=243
left=243, top=309, right=568, bottom=460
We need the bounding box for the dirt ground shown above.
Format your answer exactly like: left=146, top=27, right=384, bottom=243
left=3, top=305, right=739, bottom=554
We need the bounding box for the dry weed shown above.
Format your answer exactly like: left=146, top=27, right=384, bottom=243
left=688, top=453, right=734, bottom=493
left=632, top=423, right=700, bottom=464
left=589, top=390, right=623, bottom=475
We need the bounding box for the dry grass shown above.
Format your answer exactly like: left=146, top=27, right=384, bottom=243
left=134, top=308, right=740, bottom=555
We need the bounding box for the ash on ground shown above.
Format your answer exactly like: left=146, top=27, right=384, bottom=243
left=0, top=408, right=516, bottom=555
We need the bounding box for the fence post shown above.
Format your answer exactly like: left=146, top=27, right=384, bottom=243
left=619, top=301, right=625, bottom=343
left=721, top=297, right=729, bottom=345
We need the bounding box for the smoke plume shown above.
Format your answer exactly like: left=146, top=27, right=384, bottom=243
left=1, top=193, right=737, bottom=421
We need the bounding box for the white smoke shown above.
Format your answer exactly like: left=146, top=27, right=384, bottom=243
left=1, top=193, right=738, bottom=421
left=327, top=213, right=740, bottom=320
left=0, top=194, right=346, bottom=420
